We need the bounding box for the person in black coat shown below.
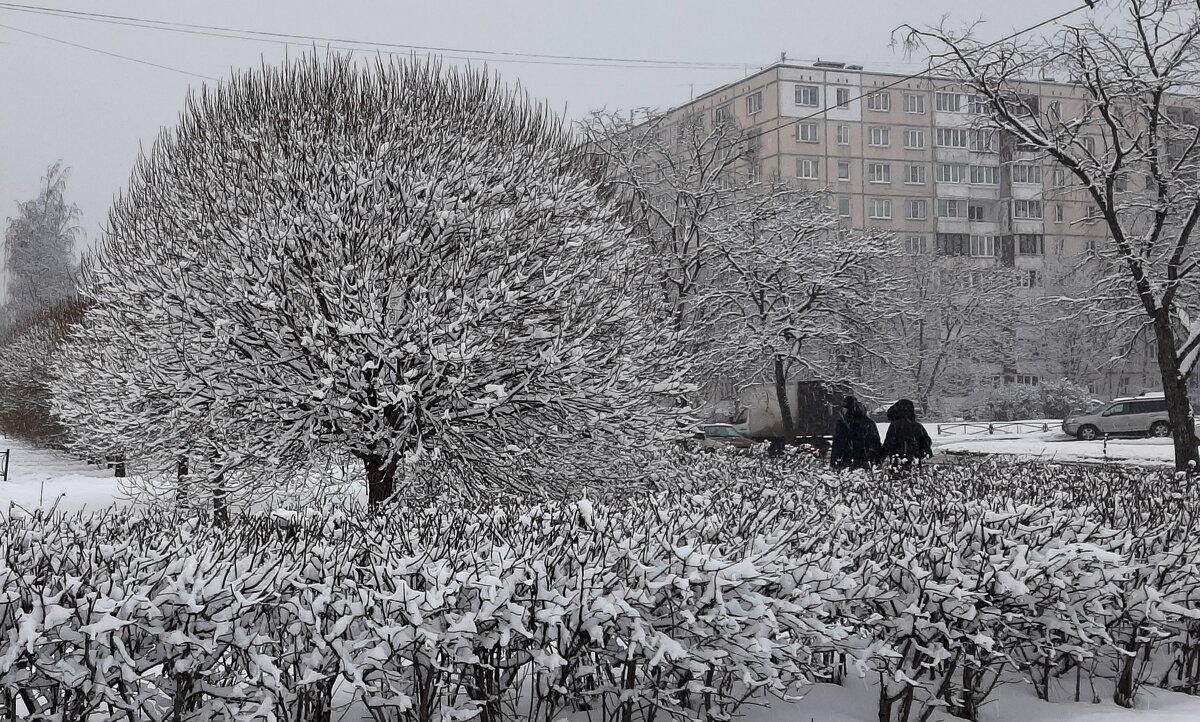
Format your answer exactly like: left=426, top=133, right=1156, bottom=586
left=830, top=395, right=882, bottom=471
left=878, top=398, right=933, bottom=470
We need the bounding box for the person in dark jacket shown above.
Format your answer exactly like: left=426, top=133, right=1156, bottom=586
left=830, top=396, right=882, bottom=471
left=878, top=398, right=933, bottom=471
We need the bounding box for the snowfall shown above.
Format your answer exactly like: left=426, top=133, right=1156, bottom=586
left=3, top=425, right=1200, bottom=722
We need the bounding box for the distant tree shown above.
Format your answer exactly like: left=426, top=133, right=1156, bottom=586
left=581, top=109, right=905, bottom=406
left=892, top=255, right=1027, bottom=412
left=697, top=187, right=904, bottom=444
left=905, top=0, right=1200, bottom=472
left=61, top=55, right=688, bottom=508
left=3, top=162, right=79, bottom=327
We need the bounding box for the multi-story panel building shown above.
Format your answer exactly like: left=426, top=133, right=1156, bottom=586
left=652, top=60, right=1162, bottom=403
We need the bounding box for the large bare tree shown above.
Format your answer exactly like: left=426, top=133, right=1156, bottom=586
left=907, top=0, right=1200, bottom=469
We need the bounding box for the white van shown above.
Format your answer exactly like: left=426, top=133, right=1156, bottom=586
left=1062, top=392, right=1170, bottom=440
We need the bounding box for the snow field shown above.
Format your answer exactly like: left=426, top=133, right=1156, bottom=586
left=1, top=450, right=1200, bottom=721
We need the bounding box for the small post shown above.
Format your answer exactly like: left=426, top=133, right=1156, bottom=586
left=988, top=424, right=994, bottom=435
left=0, top=449, right=8, bottom=482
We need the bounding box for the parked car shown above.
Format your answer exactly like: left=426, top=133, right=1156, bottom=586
left=1062, top=392, right=1171, bottom=440
left=699, top=424, right=757, bottom=451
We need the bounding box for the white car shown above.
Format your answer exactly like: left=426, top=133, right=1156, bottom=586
left=1062, top=392, right=1171, bottom=440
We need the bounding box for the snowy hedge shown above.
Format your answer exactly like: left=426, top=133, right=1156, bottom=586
left=2, top=459, right=1199, bottom=721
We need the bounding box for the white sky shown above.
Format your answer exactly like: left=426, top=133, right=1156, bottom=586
left=0, top=0, right=1086, bottom=251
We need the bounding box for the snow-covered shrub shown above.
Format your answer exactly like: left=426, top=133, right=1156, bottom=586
left=981, top=384, right=1042, bottom=421
left=1039, top=378, right=1095, bottom=419
left=2, top=458, right=1198, bottom=721
left=57, top=53, right=690, bottom=509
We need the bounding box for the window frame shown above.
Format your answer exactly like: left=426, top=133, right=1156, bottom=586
left=868, top=162, right=892, bottom=184
left=866, top=91, right=891, bottom=111
left=795, top=84, right=821, bottom=107
left=797, top=122, right=819, bottom=143
left=870, top=198, right=893, bottom=219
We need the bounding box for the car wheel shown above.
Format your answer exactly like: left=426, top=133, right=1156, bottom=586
left=1150, top=421, right=1171, bottom=438
left=1077, top=425, right=1099, bottom=441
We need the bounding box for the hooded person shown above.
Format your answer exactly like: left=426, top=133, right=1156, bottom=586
left=830, top=395, right=882, bottom=471
left=879, top=398, right=933, bottom=469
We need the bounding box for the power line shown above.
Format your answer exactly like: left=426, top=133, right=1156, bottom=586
left=0, top=2, right=750, bottom=71
left=741, top=2, right=1096, bottom=144
left=0, top=21, right=217, bottom=80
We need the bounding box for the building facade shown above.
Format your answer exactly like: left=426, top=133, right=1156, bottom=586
left=654, top=60, right=1163, bottom=405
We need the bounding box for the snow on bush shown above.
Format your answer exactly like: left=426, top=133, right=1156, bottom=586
left=1, top=458, right=1198, bottom=721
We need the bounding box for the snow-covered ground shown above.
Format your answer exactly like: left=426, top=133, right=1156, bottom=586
left=0, top=438, right=127, bottom=513
left=922, top=421, right=1179, bottom=466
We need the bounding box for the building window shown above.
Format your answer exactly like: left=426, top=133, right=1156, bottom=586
left=1011, top=163, right=1043, bottom=184
left=1081, top=136, right=1097, bottom=155
left=797, top=122, right=819, bottom=142
left=836, top=124, right=850, bottom=145
left=904, top=164, right=927, bottom=184
left=937, top=198, right=967, bottom=218
left=1052, top=168, right=1066, bottom=188
left=1016, top=233, right=1045, bottom=255
left=905, top=235, right=928, bottom=254
left=1015, top=374, right=1040, bottom=385
left=906, top=199, right=928, bottom=220
left=869, top=126, right=891, bottom=147
left=1018, top=270, right=1041, bottom=289
left=795, top=84, right=820, bottom=107
left=837, top=196, right=851, bottom=217
left=903, top=128, right=925, bottom=149
left=969, top=165, right=999, bottom=185
left=935, top=92, right=962, bottom=112
left=1084, top=239, right=1098, bottom=254
left=935, top=127, right=969, bottom=148
left=868, top=163, right=891, bottom=183
left=969, top=129, right=997, bottom=152
left=1086, top=206, right=1104, bottom=221
left=836, top=87, right=851, bottom=108
left=968, top=203, right=987, bottom=221
left=1013, top=199, right=1044, bottom=219
left=936, top=233, right=969, bottom=255
left=713, top=104, right=731, bottom=124
left=904, top=93, right=926, bottom=114
left=936, top=163, right=967, bottom=183
left=866, top=91, right=891, bottom=111
left=837, top=160, right=850, bottom=181
left=796, top=158, right=819, bottom=179
left=1054, top=203, right=1064, bottom=223
left=970, top=234, right=996, bottom=257
left=746, top=91, right=763, bottom=115
left=870, top=198, right=892, bottom=219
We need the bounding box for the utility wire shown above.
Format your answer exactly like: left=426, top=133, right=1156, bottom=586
left=0, top=21, right=218, bottom=80
left=0, top=1, right=749, bottom=70
left=739, top=1, right=1096, bottom=144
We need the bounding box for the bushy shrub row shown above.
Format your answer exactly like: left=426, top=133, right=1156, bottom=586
left=979, top=378, right=1094, bottom=421
left=1, top=456, right=1199, bottom=721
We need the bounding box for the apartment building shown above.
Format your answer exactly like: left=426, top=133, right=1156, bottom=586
left=654, top=60, right=1162, bottom=403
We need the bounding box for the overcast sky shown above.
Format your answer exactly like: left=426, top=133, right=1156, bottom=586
left=0, top=0, right=1086, bottom=251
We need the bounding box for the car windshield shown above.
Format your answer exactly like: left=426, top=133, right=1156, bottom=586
left=704, top=426, right=739, bottom=438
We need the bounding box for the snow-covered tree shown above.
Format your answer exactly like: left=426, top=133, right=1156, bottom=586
left=0, top=297, right=85, bottom=445
left=2, top=162, right=79, bottom=329
left=697, top=188, right=904, bottom=442
left=581, top=109, right=762, bottom=335
left=891, top=256, right=1027, bottom=412
left=906, top=0, right=1200, bottom=469
left=64, top=55, right=688, bottom=507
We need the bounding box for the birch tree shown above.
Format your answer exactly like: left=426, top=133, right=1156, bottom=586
left=3, top=162, right=79, bottom=328
left=906, top=0, right=1200, bottom=469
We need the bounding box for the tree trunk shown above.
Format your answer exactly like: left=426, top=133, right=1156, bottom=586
left=772, top=355, right=795, bottom=456
left=1152, top=308, right=1200, bottom=471
left=362, top=453, right=398, bottom=509
left=213, top=476, right=228, bottom=527
left=176, top=455, right=189, bottom=509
